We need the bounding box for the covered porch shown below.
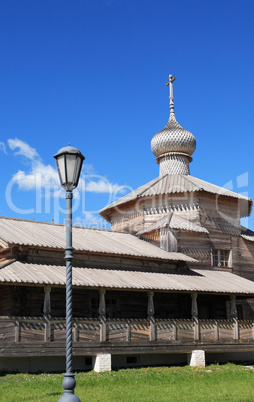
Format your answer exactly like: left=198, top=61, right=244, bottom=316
left=0, top=261, right=254, bottom=371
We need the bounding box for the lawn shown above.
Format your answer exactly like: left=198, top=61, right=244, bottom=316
left=0, top=363, right=253, bottom=401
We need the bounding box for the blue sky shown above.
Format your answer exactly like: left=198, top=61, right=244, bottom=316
left=0, top=0, right=254, bottom=229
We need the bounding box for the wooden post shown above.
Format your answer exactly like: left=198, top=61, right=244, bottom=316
left=74, top=319, right=79, bottom=342
left=230, top=295, right=237, bottom=318
left=230, top=295, right=239, bottom=340
left=44, top=315, right=52, bottom=342
left=147, top=291, right=156, bottom=341
left=215, top=321, right=219, bottom=341
left=43, top=286, right=51, bottom=316
left=191, top=293, right=199, bottom=341
left=15, top=318, right=20, bottom=342
left=99, top=289, right=106, bottom=342
left=193, top=317, right=199, bottom=341
left=233, top=318, right=239, bottom=340
left=43, top=286, right=51, bottom=342
left=173, top=320, right=177, bottom=340
left=126, top=320, right=131, bottom=341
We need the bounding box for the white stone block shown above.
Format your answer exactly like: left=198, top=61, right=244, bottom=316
left=93, top=354, right=112, bottom=372
left=187, top=350, right=205, bottom=368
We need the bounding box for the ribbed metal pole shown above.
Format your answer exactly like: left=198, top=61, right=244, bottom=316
left=59, top=190, right=80, bottom=402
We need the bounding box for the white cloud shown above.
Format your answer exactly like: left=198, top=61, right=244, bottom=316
left=11, top=161, right=60, bottom=192
left=8, top=138, right=39, bottom=160
left=82, top=163, right=96, bottom=175
left=85, top=178, right=125, bottom=194
left=6, top=138, right=61, bottom=196
left=0, top=142, right=7, bottom=154
left=74, top=212, right=105, bottom=229
left=7, top=139, right=129, bottom=204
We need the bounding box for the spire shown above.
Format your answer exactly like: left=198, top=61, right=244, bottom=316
left=166, top=74, right=176, bottom=116
left=151, top=75, right=196, bottom=176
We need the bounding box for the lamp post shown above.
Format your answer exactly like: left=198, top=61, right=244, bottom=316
left=54, top=145, right=85, bottom=402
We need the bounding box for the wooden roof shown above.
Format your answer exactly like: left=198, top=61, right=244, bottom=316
left=137, top=213, right=208, bottom=235
left=100, top=174, right=253, bottom=221
left=0, top=217, right=196, bottom=263
left=1, top=260, right=254, bottom=295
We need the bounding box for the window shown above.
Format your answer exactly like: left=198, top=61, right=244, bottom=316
left=91, top=298, right=99, bottom=318
left=226, top=300, right=244, bottom=320
left=236, top=302, right=244, bottom=320
left=212, top=249, right=231, bottom=267
left=90, top=298, right=118, bottom=319
left=85, top=357, right=93, bottom=366
left=126, top=356, right=139, bottom=364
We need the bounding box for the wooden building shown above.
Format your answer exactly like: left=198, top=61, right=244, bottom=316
left=0, top=75, right=254, bottom=372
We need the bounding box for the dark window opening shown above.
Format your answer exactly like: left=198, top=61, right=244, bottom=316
left=126, top=356, right=139, bottom=364
left=91, top=298, right=118, bottom=319
left=85, top=357, right=93, bottom=366
left=236, top=304, right=244, bottom=320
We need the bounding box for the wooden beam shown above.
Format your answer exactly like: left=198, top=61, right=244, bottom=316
left=15, top=318, right=20, bottom=343
left=147, top=292, right=156, bottom=341
left=191, top=292, right=199, bottom=341
left=99, top=289, right=106, bottom=342
left=43, top=286, right=51, bottom=342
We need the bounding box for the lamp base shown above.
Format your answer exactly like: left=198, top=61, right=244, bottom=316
left=58, top=373, right=80, bottom=402
left=59, top=395, right=80, bottom=402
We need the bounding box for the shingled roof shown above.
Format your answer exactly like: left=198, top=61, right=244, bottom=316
left=100, top=174, right=253, bottom=221
left=137, top=213, right=208, bottom=235
left=0, top=216, right=196, bottom=263
left=0, top=260, right=253, bottom=295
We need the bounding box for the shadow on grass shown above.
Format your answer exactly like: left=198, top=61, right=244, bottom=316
left=0, top=360, right=253, bottom=377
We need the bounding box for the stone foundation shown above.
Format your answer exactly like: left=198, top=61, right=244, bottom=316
left=93, top=354, right=112, bottom=372
left=187, top=350, right=206, bottom=367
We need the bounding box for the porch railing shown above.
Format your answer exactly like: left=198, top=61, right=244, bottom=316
left=0, top=316, right=254, bottom=344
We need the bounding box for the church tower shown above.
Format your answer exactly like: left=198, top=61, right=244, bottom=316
left=151, top=75, right=196, bottom=176
left=100, top=75, right=251, bottom=268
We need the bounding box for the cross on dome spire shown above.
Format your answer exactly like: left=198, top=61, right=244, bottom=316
left=166, top=74, right=176, bottom=116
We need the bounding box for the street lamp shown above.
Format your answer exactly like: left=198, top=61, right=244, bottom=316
left=54, top=145, right=85, bottom=402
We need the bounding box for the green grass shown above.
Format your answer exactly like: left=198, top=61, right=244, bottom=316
left=0, top=363, right=253, bottom=401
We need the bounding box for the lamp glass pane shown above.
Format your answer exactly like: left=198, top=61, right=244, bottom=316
left=73, top=156, right=83, bottom=186
left=66, top=154, right=77, bottom=184
left=56, top=154, right=66, bottom=185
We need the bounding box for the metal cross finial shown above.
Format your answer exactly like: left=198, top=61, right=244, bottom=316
left=166, top=74, right=176, bottom=116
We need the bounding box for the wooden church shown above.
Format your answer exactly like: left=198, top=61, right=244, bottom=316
left=0, top=75, right=254, bottom=372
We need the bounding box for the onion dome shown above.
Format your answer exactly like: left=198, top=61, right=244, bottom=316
left=151, top=75, right=196, bottom=176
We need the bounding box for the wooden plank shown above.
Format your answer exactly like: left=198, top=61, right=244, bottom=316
left=52, top=321, right=66, bottom=342
left=218, top=321, right=234, bottom=340
left=20, top=321, right=44, bottom=343
left=130, top=322, right=149, bottom=341
left=78, top=322, right=100, bottom=342
left=0, top=320, right=15, bottom=342
left=199, top=321, right=216, bottom=341
left=156, top=321, right=175, bottom=341
left=177, top=321, right=194, bottom=341
left=106, top=322, right=127, bottom=342
left=239, top=321, right=253, bottom=340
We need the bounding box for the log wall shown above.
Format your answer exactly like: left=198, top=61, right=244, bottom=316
left=0, top=286, right=12, bottom=315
